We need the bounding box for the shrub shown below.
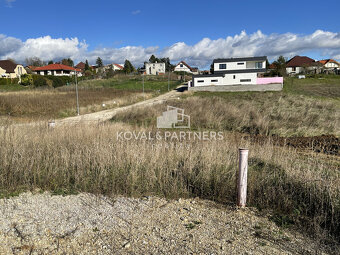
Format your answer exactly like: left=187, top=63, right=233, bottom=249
left=32, top=74, right=48, bottom=87
left=0, top=78, right=19, bottom=85
left=20, top=74, right=33, bottom=86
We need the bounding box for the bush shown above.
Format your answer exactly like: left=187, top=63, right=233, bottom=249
left=20, top=74, right=33, bottom=86
left=32, top=74, right=48, bottom=87
left=0, top=78, right=19, bottom=85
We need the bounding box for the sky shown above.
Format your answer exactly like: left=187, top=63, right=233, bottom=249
left=1, top=0, right=340, bottom=68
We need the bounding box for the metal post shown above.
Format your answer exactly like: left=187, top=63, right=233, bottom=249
left=168, top=70, right=170, bottom=91
left=75, top=70, right=80, bottom=116
left=142, top=73, right=145, bottom=100
left=237, top=148, right=249, bottom=207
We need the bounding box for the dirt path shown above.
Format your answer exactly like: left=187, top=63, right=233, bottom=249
left=55, top=85, right=187, bottom=125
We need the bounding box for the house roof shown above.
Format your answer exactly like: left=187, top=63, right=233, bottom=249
left=112, top=63, right=123, bottom=69
left=286, top=56, right=315, bottom=67
left=176, top=61, right=194, bottom=72
left=213, top=56, right=267, bottom=64
left=0, top=60, right=18, bottom=73
left=34, top=64, right=77, bottom=71
left=75, top=62, right=86, bottom=69
left=318, top=59, right=340, bottom=66
left=27, top=65, right=39, bottom=71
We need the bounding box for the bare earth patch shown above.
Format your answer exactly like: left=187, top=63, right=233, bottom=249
left=0, top=192, right=337, bottom=254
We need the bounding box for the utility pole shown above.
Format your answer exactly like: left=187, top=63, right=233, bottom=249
left=75, top=70, right=80, bottom=116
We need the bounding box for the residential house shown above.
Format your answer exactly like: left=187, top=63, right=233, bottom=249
left=34, top=64, right=82, bottom=76
left=285, top=56, right=317, bottom=75
left=0, top=60, right=27, bottom=79
left=318, top=59, right=340, bottom=73
left=145, top=62, right=165, bottom=75
left=191, top=56, right=283, bottom=90
left=75, top=62, right=86, bottom=71
left=111, top=63, right=124, bottom=71
left=174, top=61, right=199, bottom=74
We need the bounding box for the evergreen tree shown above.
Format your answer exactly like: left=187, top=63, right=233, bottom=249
left=149, top=55, right=159, bottom=63
left=85, top=60, right=90, bottom=71
left=96, top=57, right=103, bottom=67
left=48, top=60, right=54, bottom=65
left=123, top=60, right=135, bottom=73
left=61, top=58, right=74, bottom=67
left=272, top=55, right=287, bottom=76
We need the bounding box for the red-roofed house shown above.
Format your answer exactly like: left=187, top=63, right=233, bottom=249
left=174, top=61, right=199, bottom=74
left=286, top=56, right=316, bottom=75
left=111, top=63, right=124, bottom=71
left=34, top=64, right=82, bottom=76
left=318, top=59, right=340, bottom=70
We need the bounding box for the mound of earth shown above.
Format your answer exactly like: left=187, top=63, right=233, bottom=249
left=0, top=192, right=337, bottom=254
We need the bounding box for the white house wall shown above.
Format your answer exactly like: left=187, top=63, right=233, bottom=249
left=145, top=63, right=165, bottom=75
left=193, top=73, right=257, bottom=86
left=214, top=60, right=266, bottom=72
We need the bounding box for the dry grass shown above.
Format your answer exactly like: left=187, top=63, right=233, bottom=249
left=0, top=88, right=148, bottom=122
left=0, top=123, right=339, bottom=242
left=113, top=93, right=340, bottom=137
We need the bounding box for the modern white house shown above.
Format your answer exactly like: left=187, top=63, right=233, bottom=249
left=34, top=64, right=82, bottom=77
left=174, top=61, right=199, bottom=74
left=190, top=56, right=283, bottom=91
left=0, top=60, right=27, bottom=79
left=145, top=62, right=165, bottom=75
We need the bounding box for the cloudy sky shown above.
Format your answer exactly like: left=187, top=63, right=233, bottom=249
left=1, top=0, right=340, bottom=68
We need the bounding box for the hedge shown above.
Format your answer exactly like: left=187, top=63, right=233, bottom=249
left=0, top=78, right=19, bottom=85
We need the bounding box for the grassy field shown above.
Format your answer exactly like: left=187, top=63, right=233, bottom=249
left=0, top=76, right=340, bottom=246
left=0, top=75, right=181, bottom=122
left=113, top=77, right=340, bottom=137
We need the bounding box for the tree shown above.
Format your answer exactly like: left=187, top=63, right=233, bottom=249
left=160, top=57, right=173, bottom=72
left=48, top=60, right=54, bottom=65
left=25, top=57, right=44, bottom=67
left=85, top=60, right=90, bottom=71
left=61, top=58, right=74, bottom=67
left=123, top=60, right=135, bottom=73
left=149, top=55, right=159, bottom=63
left=210, top=63, right=214, bottom=74
left=96, top=57, right=103, bottom=67
left=272, top=55, right=287, bottom=76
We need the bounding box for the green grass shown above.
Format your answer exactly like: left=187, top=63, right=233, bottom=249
left=0, top=84, right=31, bottom=92
left=283, top=76, right=340, bottom=100
left=78, top=76, right=181, bottom=93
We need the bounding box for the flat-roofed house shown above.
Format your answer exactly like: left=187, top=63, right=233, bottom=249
left=190, top=56, right=283, bottom=91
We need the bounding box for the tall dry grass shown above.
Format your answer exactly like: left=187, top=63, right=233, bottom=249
left=113, top=94, right=340, bottom=137
left=0, top=122, right=339, bottom=241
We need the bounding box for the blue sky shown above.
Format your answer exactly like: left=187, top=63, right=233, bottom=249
left=1, top=0, right=340, bottom=67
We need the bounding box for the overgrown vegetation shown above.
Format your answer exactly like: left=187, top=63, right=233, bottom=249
left=0, top=124, right=339, bottom=243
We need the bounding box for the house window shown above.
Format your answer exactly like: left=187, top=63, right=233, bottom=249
left=292, top=67, right=296, bottom=71
left=219, top=64, right=226, bottom=69
left=197, top=80, right=204, bottom=83
left=255, top=62, right=263, bottom=69
left=240, top=79, right=251, bottom=82
left=56, top=70, right=62, bottom=74
left=233, top=75, right=236, bottom=79
left=211, top=79, right=218, bottom=82
left=237, top=62, right=244, bottom=65
left=180, top=64, right=183, bottom=67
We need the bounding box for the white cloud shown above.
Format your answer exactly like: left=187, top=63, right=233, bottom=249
left=5, top=0, right=16, bottom=7
left=131, top=10, right=141, bottom=15
left=1, top=30, right=340, bottom=68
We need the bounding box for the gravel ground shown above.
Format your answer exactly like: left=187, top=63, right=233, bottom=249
left=0, top=192, right=337, bottom=254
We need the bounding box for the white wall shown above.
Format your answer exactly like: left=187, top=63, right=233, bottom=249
left=325, top=62, right=339, bottom=68
left=214, top=60, right=266, bottom=72
left=174, top=63, right=192, bottom=73
left=145, top=63, right=165, bottom=75
left=286, top=66, right=303, bottom=74
left=193, top=73, right=258, bottom=86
